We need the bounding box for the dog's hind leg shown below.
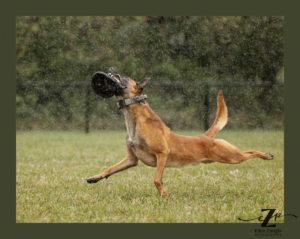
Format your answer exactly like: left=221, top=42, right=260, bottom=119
left=86, top=150, right=138, bottom=184
left=210, top=139, right=274, bottom=164
left=240, top=149, right=274, bottom=161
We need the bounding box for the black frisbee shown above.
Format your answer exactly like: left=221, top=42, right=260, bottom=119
left=91, top=71, right=126, bottom=98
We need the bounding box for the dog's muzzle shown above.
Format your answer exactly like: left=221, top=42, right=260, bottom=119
left=91, top=71, right=126, bottom=98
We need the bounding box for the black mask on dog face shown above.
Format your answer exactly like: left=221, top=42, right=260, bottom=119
left=91, top=68, right=127, bottom=98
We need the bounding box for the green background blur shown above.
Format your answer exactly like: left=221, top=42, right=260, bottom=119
left=16, top=16, right=284, bottom=131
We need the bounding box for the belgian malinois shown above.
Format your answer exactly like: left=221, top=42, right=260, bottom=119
left=87, top=68, right=274, bottom=197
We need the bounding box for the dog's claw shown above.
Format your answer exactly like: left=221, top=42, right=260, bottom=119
left=266, top=153, right=274, bottom=160
left=86, top=176, right=103, bottom=184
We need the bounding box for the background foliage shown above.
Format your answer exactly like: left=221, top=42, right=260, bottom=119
left=16, top=16, right=284, bottom=130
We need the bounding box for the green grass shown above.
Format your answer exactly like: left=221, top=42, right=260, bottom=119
left=16, top=130, right=284, bottom=223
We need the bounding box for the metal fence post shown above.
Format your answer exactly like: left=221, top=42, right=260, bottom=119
left=204, top=84, right=209, bottom=131
left=85, top=86, right=90, bottom=133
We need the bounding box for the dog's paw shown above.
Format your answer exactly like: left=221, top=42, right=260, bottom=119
left=265, top=153, right=274, bottom=160
left=86, top=176, right=103, bottom=184
left=160, top=191, right=171, bottom=198
left=164, top=192, right=171, bottom=199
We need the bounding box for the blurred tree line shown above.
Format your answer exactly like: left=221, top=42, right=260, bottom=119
left=16, top=16, right=284, bottom=131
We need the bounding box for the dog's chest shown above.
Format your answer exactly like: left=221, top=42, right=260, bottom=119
left=124, top=111, right=139, bottom=143
left=123, top=108, right=157, bottom=167
left=123, top=108, right=145, bottom=145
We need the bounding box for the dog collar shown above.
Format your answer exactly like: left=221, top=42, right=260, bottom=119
left=117, top=94, right=147, bottom=109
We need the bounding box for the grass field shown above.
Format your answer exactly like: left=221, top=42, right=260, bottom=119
left=16, top=130, right=284, bottom=223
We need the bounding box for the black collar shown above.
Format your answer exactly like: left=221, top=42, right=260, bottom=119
left=117, top=94, right=147, bottom=109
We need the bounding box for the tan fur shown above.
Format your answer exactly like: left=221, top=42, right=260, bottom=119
left=87, top=77, right=274, bottom=197
left=204, top=91, right=228, bottom=138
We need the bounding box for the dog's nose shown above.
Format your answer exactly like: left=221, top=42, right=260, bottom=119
left=109, top=67, right=117, bottom=74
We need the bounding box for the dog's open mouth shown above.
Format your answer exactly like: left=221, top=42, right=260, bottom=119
left=107, top=67, right=125, bottom=85
left=108, top=73, right=122, bottom=83
left=91, top=68, right=126, bottom=98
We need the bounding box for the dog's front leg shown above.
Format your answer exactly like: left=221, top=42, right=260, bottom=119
left=154, top=150, right=170, bottom=197
left=86, top=155, right=138, bottom=184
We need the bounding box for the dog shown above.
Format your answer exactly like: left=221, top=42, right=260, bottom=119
left=87, top=68, right=274, bottom=197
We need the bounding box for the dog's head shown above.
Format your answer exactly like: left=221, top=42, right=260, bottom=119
left=107, top=67, right=150, bottom=99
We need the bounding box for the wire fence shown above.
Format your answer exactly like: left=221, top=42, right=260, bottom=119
left=16, top=81, right=284, bottom=133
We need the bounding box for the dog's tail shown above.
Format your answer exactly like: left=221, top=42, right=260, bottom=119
left=204, top=90, right=228, bottom=138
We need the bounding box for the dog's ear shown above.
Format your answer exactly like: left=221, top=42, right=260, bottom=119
left=137, top=78, right=150, bottom=89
